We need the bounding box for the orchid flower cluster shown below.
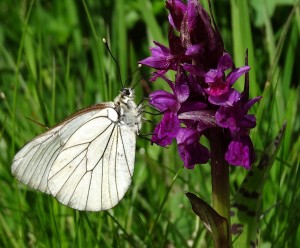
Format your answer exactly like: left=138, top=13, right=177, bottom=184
left=140, top=0, right=261, bottom=170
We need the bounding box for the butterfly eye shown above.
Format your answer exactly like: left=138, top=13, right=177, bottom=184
left=122, top=88, right=131, bottom=97
left=125, top=89, right=130, bottom=95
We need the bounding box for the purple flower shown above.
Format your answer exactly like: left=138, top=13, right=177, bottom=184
left=148, top=71, right=188, bottom=113
left=225, top=136, right=255, bottom=170
left=149, top=90, right=179, bottom=112
left=204, top=53, right=234, bottom=96
left=176, top=128, right=210, bottom=169
left=152, top=111, right=180, bottom=146
left=139, top=41, right=175, bottom=71
left=215, top=96, right=262, bottom=135
left=140, top=0, right=261, bottom=170
left=215, top=96, right=261, bottom=168
left=206, top=64, right=251, bottom=107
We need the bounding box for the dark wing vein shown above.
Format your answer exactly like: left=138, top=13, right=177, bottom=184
left=48, top=120, right=114, bottom=179
left=114, top=128, right=120, bottom=202
left=100, top=124, right=117, bottom=209
left=59, top=116, right=110, bottom=149
left=26, top=136, right=61, bottom=185
left=18, top=134, right=55, bottom=182
left=48, top=114, right=118, bottom=210
left=65, top=122, right=115, bottom=209
left=108, top=125, right=118, bottom=207
left=55, top=150, right=87, bottom=198
left=119, top=127, right=132, bottom=177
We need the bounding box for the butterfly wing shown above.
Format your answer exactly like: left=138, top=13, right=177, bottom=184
left=11, top=110, right=100, bottom=194
left=12, top=103, right=136, bottom=211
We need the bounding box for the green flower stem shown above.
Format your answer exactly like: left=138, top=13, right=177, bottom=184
left=209, top=128, right=232, bottom=247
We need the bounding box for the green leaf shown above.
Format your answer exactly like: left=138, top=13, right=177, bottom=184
left=186, top=192, right=230, bottom=248
left=232, top=122, right=287, bottom=247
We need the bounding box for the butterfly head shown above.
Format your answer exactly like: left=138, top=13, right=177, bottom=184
left=116, top=87, right=135, bottom=105
left=114, top=87, right=135, bottom=107
left=120, top=88, right=134, bottom=98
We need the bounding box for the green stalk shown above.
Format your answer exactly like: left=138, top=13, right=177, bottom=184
left=209, top=128, right=232, bottom=247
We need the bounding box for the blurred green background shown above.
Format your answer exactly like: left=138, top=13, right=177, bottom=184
left=0, top=0, right=299, bottom=247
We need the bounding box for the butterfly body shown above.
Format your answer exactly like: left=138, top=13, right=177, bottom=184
left=114, top=88, right=142, bottom=133
left=12, top=88, right=142, bottom=211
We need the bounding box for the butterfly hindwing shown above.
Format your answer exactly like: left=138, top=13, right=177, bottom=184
left=11, top=108, right=108, bottom=193
left=48, top=107, right=136, bottom=211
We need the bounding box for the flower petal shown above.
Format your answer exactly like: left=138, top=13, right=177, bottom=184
left=176, top=127, right=198, bottom=144
left=139, top=56, right=171, bottom=70
left=208, top=89, right=241, bottom=106
left=149, top=90, right=179, bottom=112
left=225, top=136, right=254, bottom=169
left=185, top=44, right=204, bottom=56
left=178, top=142, right=210, bottom=169
left=152, top=41, right=171, bottom=56
left=243, top=96, right=262, bottom=112
left=151, top=112, right=181, bottom=146
left=217, top=53, right=233, bottom=71
left=187, top=74, right=206, bottom=96
left=215, top=106, right=236, bottom=129
left=174, top=72, right=190, bottom=103
left=226, top=66, right=250, bottom=86
left=205, top=68, right=224, bottom=84
left=176, top=128, right=210, bottom=169
left=139, top=41, right=174, bottom=70
left=149, top=70, right=168, bottom=81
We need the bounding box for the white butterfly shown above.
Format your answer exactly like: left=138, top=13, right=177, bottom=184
left=11, top=88, right=142, bottom=211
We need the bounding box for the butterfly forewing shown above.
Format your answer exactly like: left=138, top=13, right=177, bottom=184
left=12, top=125, right=63, bottom=194
left=11, top=108, right=105, bottom=193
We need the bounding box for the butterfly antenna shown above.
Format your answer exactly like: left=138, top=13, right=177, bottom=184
left=127, top=64, right=143, bottom=89
left=26, top=117, right=49, bottom=129
left=131, top=69, right=156, bottom=90
left=102, top=38, right=124, bottom=88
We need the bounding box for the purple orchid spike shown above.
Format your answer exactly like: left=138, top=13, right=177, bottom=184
left=140, top=0, right=261, bottom=170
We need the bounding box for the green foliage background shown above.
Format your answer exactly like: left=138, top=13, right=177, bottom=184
left=0, top=0, right=299, bottom=247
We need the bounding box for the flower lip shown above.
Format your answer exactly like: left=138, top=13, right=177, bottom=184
left=225, top=136, right=255, bottom=170
left=151, top=111, right=181, bottom=147
left=176, top=128, right=210, bottom=169
left=149, top=90, right=179, bottom=112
